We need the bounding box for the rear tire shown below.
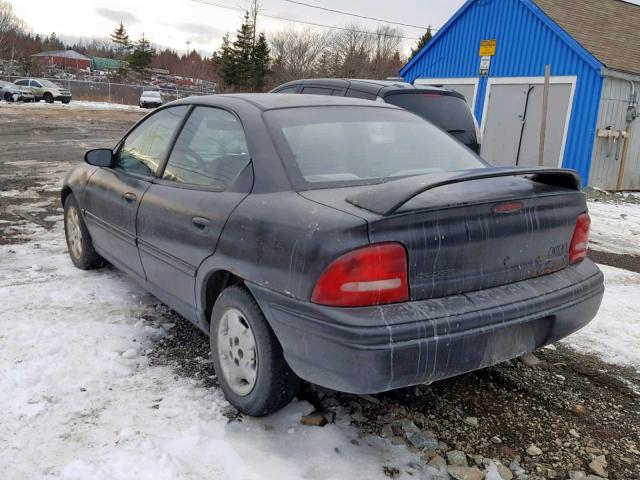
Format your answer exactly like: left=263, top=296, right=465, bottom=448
left=43, top=92, right=54, bottom=103
left=64, top=195, right=103, bottom=270
left=210, top=285, right=301, bottom=416
left=4, top=92, right=14, bottom=102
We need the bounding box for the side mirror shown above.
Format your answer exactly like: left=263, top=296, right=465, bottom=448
left=85, top=148, right=114, bottom=167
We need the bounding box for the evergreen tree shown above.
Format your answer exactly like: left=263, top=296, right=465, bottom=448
left=216, top=33, right=237, bottom=89
left=251, top=32, right=270, bottom=91
left=232, top=11, right=255, bottom=90
left=410, top=27, right=433, bottom=59
left=110, top=22, right=132, bottom=76
left=129, top=33, right=156, bottom=76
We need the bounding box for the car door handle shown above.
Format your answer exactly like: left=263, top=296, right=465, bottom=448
left=123, top=192, right=137, bottom=203
left=192, top=217, right=211, bottom=230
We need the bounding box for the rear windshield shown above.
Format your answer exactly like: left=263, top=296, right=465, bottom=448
left=384, top=93, right=476, bottom=137
left=144, top=91, right=161, bottom=97
left=266, top=106, right=484, bottom=187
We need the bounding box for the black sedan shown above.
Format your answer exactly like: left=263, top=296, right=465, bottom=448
left=62, top=94, right=604, bottom=416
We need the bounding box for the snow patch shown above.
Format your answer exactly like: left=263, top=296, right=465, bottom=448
left=564, top=265, right=640, bottom=370
left=0, top=228, right=427, bottom=479
left=588, top=200, right=640, bottom=256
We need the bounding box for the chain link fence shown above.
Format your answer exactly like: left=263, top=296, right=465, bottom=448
left=0, top=76, right=215, bottom=105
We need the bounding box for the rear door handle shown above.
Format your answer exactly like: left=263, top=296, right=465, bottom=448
left=192, top=217, right=211, bottom=230
left=123, top=192, right=137, bottom=202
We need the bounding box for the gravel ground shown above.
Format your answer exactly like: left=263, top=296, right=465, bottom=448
left=2, top=103, right=639, bottom=480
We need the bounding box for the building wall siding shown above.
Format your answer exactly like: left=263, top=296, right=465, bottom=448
left=590, top=75, right=640, bottom=190
left=400, top=0, right=604, bottom=186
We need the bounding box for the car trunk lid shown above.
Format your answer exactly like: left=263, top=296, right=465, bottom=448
left=366, top=175, right=586, bottom=299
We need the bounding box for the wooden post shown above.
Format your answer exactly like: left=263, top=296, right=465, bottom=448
left=616, top=130, right=631, bottom=190
left=538, top=65, right=551, bottom=166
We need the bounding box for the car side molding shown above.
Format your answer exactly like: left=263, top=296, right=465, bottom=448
left=345, top=167, right=582, bottom=216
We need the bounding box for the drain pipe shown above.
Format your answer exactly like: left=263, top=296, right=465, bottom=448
left=616, top=79, right=638, bottom=191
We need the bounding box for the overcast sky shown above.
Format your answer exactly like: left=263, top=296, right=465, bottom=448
left=9, top=0, right=467, bottom=55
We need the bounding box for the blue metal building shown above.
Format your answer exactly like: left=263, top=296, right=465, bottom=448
left=400, top=0, right=640, bottom=190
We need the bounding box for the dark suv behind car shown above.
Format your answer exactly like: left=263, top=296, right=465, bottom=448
left=271, top=79, right=481, bottom=153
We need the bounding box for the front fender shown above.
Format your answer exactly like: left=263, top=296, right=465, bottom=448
left=61, top=164, right=99, bottom=207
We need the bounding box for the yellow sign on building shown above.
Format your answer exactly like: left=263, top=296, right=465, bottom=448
left=479, top=39, right=497, bottom=56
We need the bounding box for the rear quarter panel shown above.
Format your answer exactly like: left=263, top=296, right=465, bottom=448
left=195, top=191, right=369, bottom=308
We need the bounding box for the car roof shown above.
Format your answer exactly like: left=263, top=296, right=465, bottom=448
left=174, top=93, right=401, bottom=111
left=273, top=78, right=457, bottom=98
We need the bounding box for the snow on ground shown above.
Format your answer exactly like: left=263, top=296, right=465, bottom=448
left=587, top=200, right=640, bottom=256
left=0, top=99, right=141, bottom=111
left=0, top=224, right=429, bottom=480
left=565, top=265, right=640, bottom=370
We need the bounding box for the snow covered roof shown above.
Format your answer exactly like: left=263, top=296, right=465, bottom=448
left=31, top=50, right=91, bottom=61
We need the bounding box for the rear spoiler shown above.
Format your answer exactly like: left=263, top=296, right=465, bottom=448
left=345, top=167, right=582, bottom=216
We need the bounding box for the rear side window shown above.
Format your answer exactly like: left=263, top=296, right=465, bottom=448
left=115, top=106, right=188, bottom=177
left=162, top=107, right=250, bottom=188
left=15, top=80, right=28, bottom=86
left=301, top=87, right=333, bottom=96
left=346, top=89, right=377, bottom=100
left=384, top=93, right=476, bottom=137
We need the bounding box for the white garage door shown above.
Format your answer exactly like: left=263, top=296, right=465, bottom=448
left=481, top=78, right=575, bottom=168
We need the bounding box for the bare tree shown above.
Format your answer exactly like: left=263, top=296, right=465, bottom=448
left=0, top=1, right=25, bottom=57
left=269, top=27, right=335, bottom=83
left=267, top=23, right=408, bottom=86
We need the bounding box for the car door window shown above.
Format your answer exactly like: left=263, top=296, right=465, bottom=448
left=162, top=107, right=250, bottom=188
left=274, top=86, right=299, bottom=94
left=30, top=80, right=42, bottom=88
left=301, top=87, right=333, bottom=96
left=347, top=89, right=377, bottom=100
left=115, top=106, right=188, bottom=177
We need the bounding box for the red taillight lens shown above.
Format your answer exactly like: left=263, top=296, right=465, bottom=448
left=569, top=213, right=591, bottom=265
left=311, top=243, right=409, bottom=307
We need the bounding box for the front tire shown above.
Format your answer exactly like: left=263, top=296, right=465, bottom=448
left=62, top=99, right=70, bottom=104
left=64, top=195, right=103, bottom=270
left=210, top=285, right=301, bottom=416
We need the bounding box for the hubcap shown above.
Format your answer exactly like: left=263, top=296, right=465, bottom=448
left=217, top=308, right=258, bottom=396
left=66, top=206, right=83, bottom=259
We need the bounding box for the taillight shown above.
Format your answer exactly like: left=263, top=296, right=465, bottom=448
left=569, top=213, right=591, bottom=265
left=311, top=243, right=409, bottom=307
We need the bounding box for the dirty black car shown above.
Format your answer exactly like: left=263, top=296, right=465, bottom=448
left=62, top=94, right=604, bottom=416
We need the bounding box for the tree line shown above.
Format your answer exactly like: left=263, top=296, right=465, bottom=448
left=0, top=0, right=433, bottom=91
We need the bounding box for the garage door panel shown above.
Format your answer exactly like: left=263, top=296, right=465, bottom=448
left=481, top=81, right=573, bottom=168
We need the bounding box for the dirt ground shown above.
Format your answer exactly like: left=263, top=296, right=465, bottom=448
left=2, top=103, right=639, bottom=479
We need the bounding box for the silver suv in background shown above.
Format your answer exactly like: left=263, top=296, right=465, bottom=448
left=14, top=78, right=72, bottom=103
left=0, top=80, right=35, bottom=102
left=139, top=90, right=163, bottom=109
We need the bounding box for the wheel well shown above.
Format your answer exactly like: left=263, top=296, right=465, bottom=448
left=204, top=270, right=244, bottom=324
left=61, top=187, right=72, bottom=207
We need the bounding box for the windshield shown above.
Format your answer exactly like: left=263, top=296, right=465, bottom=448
left=266, top=106, right=485, bottom=187
left=39, top=79, right=61, bottom=88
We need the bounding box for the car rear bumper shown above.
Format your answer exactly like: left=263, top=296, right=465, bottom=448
left=248, top=260, right=604, bottom=394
